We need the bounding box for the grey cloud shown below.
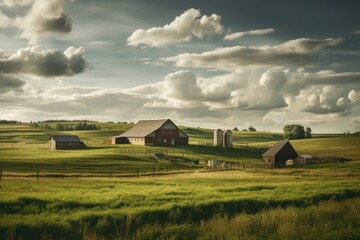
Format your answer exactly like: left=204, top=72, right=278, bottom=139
left=0, top=75, right=25, bottom=93
left=0, top=46, right=90, bottom=77
left=163, top=38, right=342, bottom=70
left=16, top=0, right=73, bottom=44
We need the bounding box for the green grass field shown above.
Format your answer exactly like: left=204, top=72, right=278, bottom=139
left=0, top=123, right=359, bottom=239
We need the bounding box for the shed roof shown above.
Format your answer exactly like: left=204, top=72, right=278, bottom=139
left=119, top=119, right=188, bottom=138
left=49, top=135, right=82, bottom=142
left=262, top=141, right=295, bottom=156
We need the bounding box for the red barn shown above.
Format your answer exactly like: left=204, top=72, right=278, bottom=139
left=112, top=119, right=188, bottom=146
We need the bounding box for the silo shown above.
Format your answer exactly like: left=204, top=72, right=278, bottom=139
left=214, top=129, right=223, bottom=147
left=223, top=129, right=233, bottom=148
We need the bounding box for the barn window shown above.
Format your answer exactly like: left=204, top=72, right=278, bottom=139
left=170, top=131, right=172, bottom=135
left=161, top=131, right=164, bottom=134
left=164, top=139, right=167, bottom=143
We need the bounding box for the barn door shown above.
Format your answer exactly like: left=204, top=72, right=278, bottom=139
left=171, top=138, right=175, bottom=146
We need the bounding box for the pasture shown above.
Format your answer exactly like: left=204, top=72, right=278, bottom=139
left=0, top=123, right=359, bottom=239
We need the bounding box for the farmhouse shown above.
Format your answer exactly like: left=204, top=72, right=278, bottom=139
left=262, top=140, right=298, bottom=168
left=49, top=135, right=86, bottom=150
left=111, top=119, right=188, bottom=146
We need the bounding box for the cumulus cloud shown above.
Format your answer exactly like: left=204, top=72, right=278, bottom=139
left=348, top=90, right=360, bottom=104
left=0, top=45, right=89, bottom=77
left=164, top=70, right=203, bottom=100
left=127, top=8, right=223, bottom=47
left=351, top=116, right=360, bottom=125
left=15, top=0, right=73, bottom=44
left=224, top=28, right=274, bottom=41
left=163, top=38, right=342, bottom=70
left=302, top=86, right=354, bottom=114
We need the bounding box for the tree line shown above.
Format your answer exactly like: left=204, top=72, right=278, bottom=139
left=31, top=122, right=101, bottom=131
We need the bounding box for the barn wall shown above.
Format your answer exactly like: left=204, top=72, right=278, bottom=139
left=55, top=142, right=85, bottom=150
left=128, top=137, right=145, bottom=145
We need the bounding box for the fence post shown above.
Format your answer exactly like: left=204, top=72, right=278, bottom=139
left=36, top=170, right=39, bottom=180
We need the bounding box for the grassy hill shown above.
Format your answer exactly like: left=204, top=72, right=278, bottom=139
left=0, top=122, right=360, bottom=239
left=0, top=122, right=359, bottom=174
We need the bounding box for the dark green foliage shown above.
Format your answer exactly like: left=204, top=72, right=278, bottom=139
left=248, top=126, right=256, bottom=132
left=283, top=124, right=312, bottom=139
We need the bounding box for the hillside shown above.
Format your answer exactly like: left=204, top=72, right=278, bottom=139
left=0, top=122, right=359, bottom=174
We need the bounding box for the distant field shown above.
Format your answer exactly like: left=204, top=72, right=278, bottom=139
left=0, top=123, right=359, bottom=174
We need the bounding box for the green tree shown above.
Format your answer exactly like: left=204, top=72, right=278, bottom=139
left=283, top=124, right=306, bottom=139
left=248, top=126, right=256, bottom=132
left=305, top=127, right=312, bottom=138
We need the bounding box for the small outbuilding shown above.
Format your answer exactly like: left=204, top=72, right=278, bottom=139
left=49, top=135, right=86, bottom=150
left=262, top=141, right=298, bottom=168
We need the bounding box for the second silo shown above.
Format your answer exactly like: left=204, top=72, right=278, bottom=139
left=223, top=129, right=233, bottom=148
left=214, top=128, right=223, bottom=147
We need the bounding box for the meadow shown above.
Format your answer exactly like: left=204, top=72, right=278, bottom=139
left=0, top=123, right=359, bottom=239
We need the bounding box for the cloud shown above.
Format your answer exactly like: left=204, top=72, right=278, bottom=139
left=15, top=0, right=73, bottom=44
left=353, top=30, right=360, bottom=34
left=351, top=116, right=360, bottom=125
left=348, top=90, right=360, bottom=104
left=164, top=70, right=203, bottom=100
left=163, top=38, right=342, bottom=70
left=313, top=71, right=360, bottom=85
left=127, top=8, right=223, bottom=47
left=0, top=0, right=33, bottom=7
left=0, top=75, right=25, bottom=94
left=0, top=11, right=13, bottom=28
left=302, top=86, right=354, bottom=114
left=0, top=45, right=89, bottom=77
left=224, top=28, right=274, bottom=41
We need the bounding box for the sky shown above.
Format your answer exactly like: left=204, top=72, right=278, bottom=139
left=0, top=0, right=359, bottom=133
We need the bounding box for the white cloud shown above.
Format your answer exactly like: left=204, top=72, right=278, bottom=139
left=224, top=28, right=274, bottom=41
left=15, top=0, right=73, bottom=44
left=163, top=38, right=342, bottom=70
left=127, top=8, right=223, bottom=47
left=0, top=45, right=89, bottom=77
left=164, top=70, right=203, bottom=100
left=301, top=86, right=354, bottom=114
left=348, top=90, right=360, bottom=104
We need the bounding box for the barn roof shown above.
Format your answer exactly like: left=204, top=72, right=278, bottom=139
left=49, top=135, right=82, bottom=142
left=119, top=119, right=188, bottom=138
left=262, top=141, right=296, bottom=156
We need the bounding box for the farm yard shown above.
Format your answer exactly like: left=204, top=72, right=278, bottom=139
left=0, top=122, right=360, bottom=239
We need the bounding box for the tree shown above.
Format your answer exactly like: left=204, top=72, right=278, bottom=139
left=55, top=123, right=64, bottom=131
left=233, top=127, right=239, bottom=131
left=248, top=126, right=256, bottom=132
left=305, top=127, right=312, bottom=138
left=283, top=124, right=307, bottom=140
